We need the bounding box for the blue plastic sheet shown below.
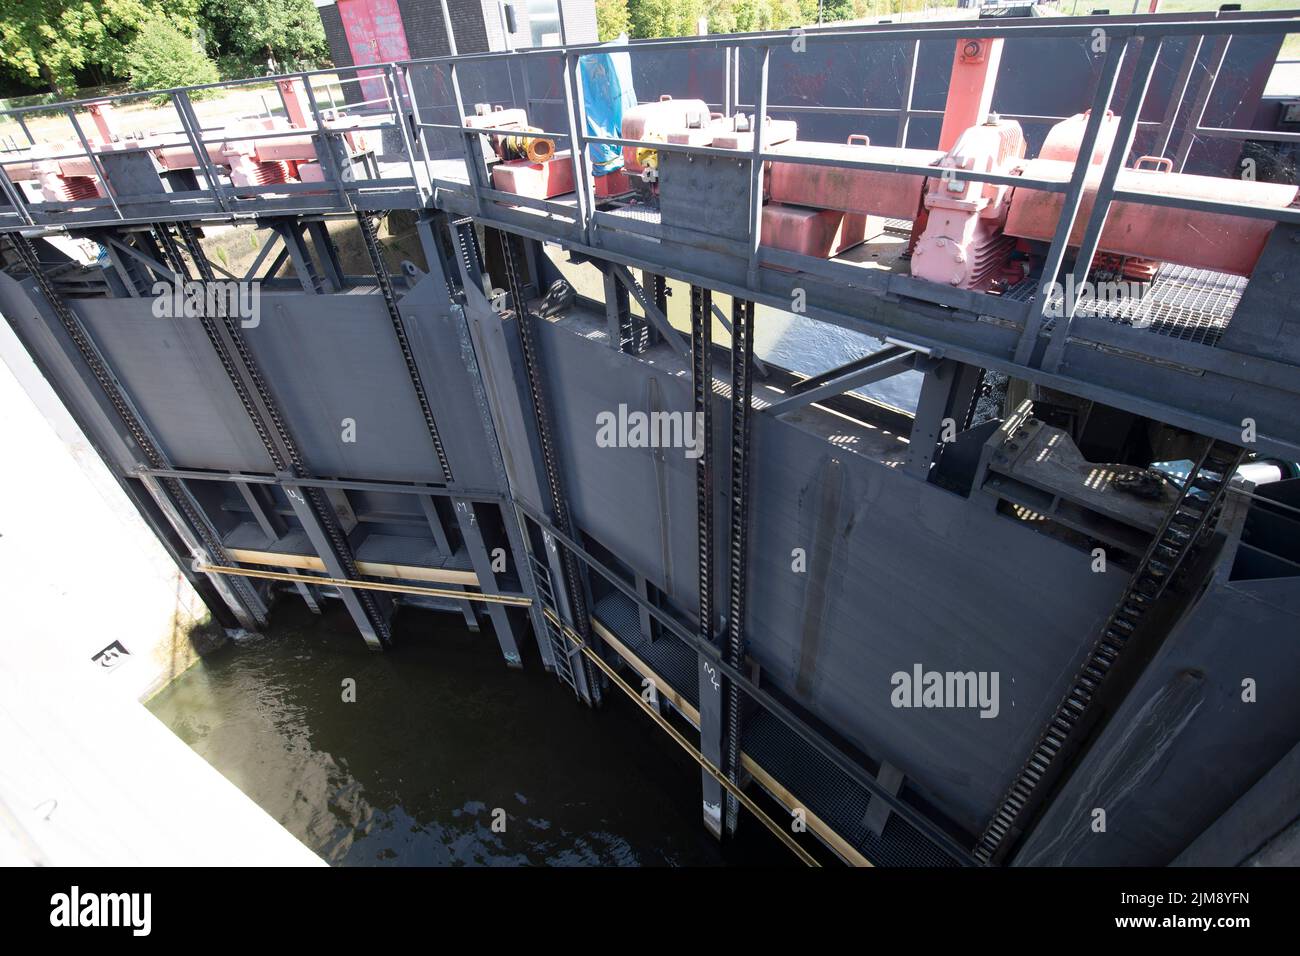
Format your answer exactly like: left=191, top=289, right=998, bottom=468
left=579, top=37, right=637, bottom=176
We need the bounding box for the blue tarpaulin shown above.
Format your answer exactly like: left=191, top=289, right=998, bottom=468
left=579, top=37, right=637, bottom=176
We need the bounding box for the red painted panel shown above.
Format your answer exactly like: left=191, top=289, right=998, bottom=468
left=338, top=0, right=412, bottom=105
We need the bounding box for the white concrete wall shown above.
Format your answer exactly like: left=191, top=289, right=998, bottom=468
left=0, top=319, right=218, bottom=704
left=0, top=318, right=321, bottom=866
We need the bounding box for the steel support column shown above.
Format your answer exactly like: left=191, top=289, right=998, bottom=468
left=443, top=216, right=566, bottom=677
left=723, top=296, right=756, bottom=835
left=284, top=488, right=390, bottom=649
left=274, top=220, right=328, bottom=293
left=491, top=225, right=600, bottom=702
left=602, top=264, right=633, bottom=352
left=453, top=498, right=524, bottom=666
left=903, top=358, right=983, bottom=480
left=691, top=282, right=724, bottom=839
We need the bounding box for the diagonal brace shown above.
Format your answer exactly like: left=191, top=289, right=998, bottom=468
left=608, top=262, right=689, bottom=360
left=103, top=234, right=183, bottom=284
left=763, top=350, right=917, bottom=416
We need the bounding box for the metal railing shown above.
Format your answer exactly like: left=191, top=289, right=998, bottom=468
left=0, top=62, right=430, bottom=229
left=2, top=13, right=1297, bottom=389
left=415, top=15, right=1297, bottom=381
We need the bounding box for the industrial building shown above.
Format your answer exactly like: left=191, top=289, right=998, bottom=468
left=316, top=0, right=598, bottom=65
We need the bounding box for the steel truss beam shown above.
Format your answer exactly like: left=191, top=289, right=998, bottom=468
left=610, top=262, right=688, bottom=360
left=763, top=348, right=918, bottom=417
left=710, top=301, right=768, bottom=378
left=131, top=467, right=503, bottom=502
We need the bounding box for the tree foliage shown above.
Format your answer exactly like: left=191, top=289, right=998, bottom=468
left=199, top=0, right=327, bottom=72
left=703, top=0, right=806, bottom=35
left=629, top=0, right=706, bottom=41
left=123, top=17, right=219, bottom=94
left=0, top=0, right=200, bottom=94
left=596, top=0, right=631, bottom=42
left=0, top=0, right=324, bottom=94
left=622, top=0, right=956, bottom=38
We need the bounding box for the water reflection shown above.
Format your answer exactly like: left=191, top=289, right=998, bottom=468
left=149, top=601, right=789, bottom=866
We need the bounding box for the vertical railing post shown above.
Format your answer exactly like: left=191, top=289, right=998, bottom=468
left=385, top=65, right=423, bottom=198
left=562, top=49, right=594, bottom=244
left=447, top=60, right=485, bottom=218
left=896, top=38, right=920, bottom=148
left=733, top=45, right=742, bottom=118
left=16, top=113, right=35, bottom=147
left=403, top=64, right=436, bottom=199
left=172, top=90, right=229, bottom=213
left=1172, top=34, right=1231, bottom=172
left=65, top=107, right=124, bottom=221
left=744, top=45, right=771, bottom=288
left=1153, top=34, right=1202, bottom=161
left=1013, top=34, right=1131, bottom=367
left=519, top=55, right=535, bottom=121
left=302, top=72, right=352, bottom=209
left=723, top=47, right=734, bottom=118
left=0, top=164, right=33, bottom=225
left=1041, top=36, right=1164, bottom=373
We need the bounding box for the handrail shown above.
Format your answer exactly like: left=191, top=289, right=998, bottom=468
left=2, top=14, right=1297, bottom=384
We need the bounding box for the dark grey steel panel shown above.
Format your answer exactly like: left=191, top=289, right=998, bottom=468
left=0, top=272, right=141, bottom=472
left=1013, top=508, right=1300, bottom=866
left=233, top=291, right=451, bottom=482
left=659, top=152, right=753, bottom=244
left=1174, top=739, right=1300, bottom=866
left=396, top=279, right=509, bottom=491
left=72, top=297, right=276, bottom=472
left=535, top=307, right=1126, bottom=833
left=538, top=313, right=717, bottom=612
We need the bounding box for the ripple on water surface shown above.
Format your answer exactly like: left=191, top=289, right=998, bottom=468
left=148, top=602, right=791, bottom=866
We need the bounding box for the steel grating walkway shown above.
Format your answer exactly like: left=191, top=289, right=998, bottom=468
left=593, top=590, right=699, bottom=710
left=742, top=710, right=962, bottom=867
left=1022, top=263, right=1247, bottom=347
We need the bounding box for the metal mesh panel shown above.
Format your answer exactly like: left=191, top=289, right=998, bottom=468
left=743, top=710, right=962, bottom=867
left=603, top=204, right=662, bottom=226
left=593, top=590, right=699, bottom=708
left=1020, top=264, right=1246, bottom=347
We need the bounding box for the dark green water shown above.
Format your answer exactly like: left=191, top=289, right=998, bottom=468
left=148, top=601, right=790, bottom=866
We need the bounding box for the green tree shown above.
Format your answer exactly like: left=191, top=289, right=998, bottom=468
left=0, top=0, right=200, bottom=94
left=629, top=0, right=706, bottom=39
left=816, top=0, right=857, bottom=21
left=123, top=17, right=219, bottom=94
left=596, top=0, right=631, bottom=41
left=200, top=0, right=327, bottom=72
left=628, top=0, right=807, bottom=38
